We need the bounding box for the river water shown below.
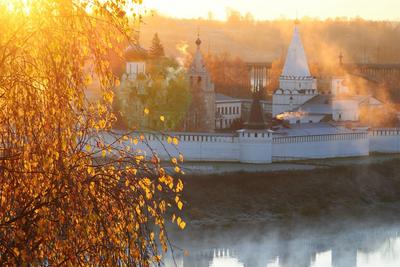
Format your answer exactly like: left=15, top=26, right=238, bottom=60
left=163, top=156, right=400, bottom=267
left=164, top=217, right=400, bottom=267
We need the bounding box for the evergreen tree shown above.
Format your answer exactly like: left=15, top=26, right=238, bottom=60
left=149, top=33, right=165, bottom=59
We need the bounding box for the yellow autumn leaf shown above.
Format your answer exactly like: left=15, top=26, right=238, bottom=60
left=101, top=150, right=106, bottom=158
left=174, top=166, right=180, bottom=173
left=144, top=108, right=149, bottom=115
left=85, top=144, right=91, bottom=152
left=167, top=136, right=172, bottom=144
left=103, top=91, right=114, bottom=103
left=160, top=115, right=165, bottom=122
left=173, top=137, right=179, bottom=145
left=133, top=138, right=138, bottom=145
left=177, top=201, right=183, bottom=210
left=98, top=119, right=106, bottom=129
left=89, top=181, right=95, bottom=192
left=179, top=221, right=186, bottom=230
left=13, top=247, right=20, bottom=256
left=87, top=167, right=95, bottom=176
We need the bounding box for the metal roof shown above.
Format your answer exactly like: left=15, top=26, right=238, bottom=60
left=273, top=122, right=357, bottom=136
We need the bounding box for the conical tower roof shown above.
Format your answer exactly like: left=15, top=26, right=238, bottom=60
left=281, top=25, right=311, bottom=78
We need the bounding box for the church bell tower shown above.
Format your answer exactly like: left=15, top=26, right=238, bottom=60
left=186, top=34, right=216, bottom=132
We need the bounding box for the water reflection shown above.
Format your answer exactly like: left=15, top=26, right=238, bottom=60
left=164, top=221, right=400, bottom=267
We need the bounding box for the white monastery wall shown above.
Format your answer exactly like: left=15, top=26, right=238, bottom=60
left=238, top=131, right=273, bottom=164
left=97, top=128, right=400, bottom=164
left=99, top=131, right=272, bottom=164
left=369, top=129, right=400, bottom=153
left=272, top=132, right=369, bottom=161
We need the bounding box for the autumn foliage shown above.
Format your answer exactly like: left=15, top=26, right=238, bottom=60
left=0, top=0, right=184, bottom=265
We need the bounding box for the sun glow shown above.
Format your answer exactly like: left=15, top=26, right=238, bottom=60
left=5, top=0, right=31, bottom=14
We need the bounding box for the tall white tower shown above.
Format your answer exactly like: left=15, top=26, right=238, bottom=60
left=272, top=22, right=318, bottom=117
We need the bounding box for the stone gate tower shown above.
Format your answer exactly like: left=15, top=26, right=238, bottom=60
left=186, top=35, right=216, bottom=132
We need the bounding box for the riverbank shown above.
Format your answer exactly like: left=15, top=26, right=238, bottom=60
left=180, top=153, right=400, bottom=175
left=180, top=158, right=400, bottom=226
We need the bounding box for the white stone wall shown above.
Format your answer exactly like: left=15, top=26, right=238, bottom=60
left=99, top=131, right=272, bottom=164
left=369, top=129, right=400, bottom=153
left=272, top=132, right=370, bottom=161
left=95, top=128, right=400, bottom=165
left=238, top=131, right=273, bottom=164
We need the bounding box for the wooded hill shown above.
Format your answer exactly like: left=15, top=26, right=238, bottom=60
left=139, top=13, right=400, bottom=65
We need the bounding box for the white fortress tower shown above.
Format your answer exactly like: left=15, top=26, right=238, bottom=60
left=273, top=22, right=318, bottom=117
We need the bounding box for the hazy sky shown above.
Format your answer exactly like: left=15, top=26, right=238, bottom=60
left=144, top=0, right=400, bottom=21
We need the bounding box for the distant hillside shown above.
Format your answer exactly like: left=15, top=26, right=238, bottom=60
left=139, top=14, right=400, bottom=65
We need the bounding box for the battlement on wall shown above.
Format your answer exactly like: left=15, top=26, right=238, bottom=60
left=273, top=132, right=368, bottom=144
left=369, top=128, right=400, bottom=136
left=141, top=132, right=237, bottom=143
left=95, top=128, right=400, bottom=164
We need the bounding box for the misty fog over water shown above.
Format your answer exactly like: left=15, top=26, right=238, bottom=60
left=165, top=218, right=400, bottom=267
left=163, top=157, right=400, bottom=267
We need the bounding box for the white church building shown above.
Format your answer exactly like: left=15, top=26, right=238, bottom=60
left=272, top=22, right=383, bottom=125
